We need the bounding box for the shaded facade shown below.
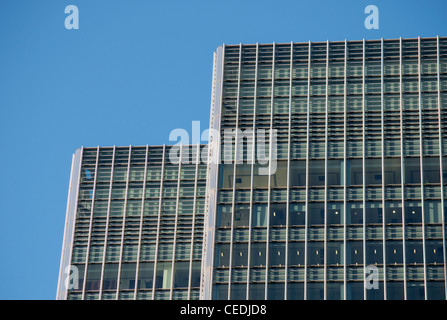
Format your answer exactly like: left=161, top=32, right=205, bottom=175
left=57, top=144, right=208, bottom=300
left=203, top=36, right=447, bottom=300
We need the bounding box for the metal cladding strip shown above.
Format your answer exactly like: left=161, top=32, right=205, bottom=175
left=380, top=38, right=388, bottom=300
left=436, top=35, right=447, bottom=299
left=284, top=41, right=293, bottom=300
left=227, top=43, right=242, bottom=299
left=152, top=144, right=166, bottom=299
left=398, top=38, right=408, bottom=300
left=304, top=40, right=311, bottom=300
left=245, top=42, right=259, bottom=300
left=99, top=146, right=116, bottom=299
left=56, top=147, right=83, bottom=300
left=324, top=40, right=329, bottom=300
left=362, top=39, right=371, bottom=299
left=133, top=145, right=149, bottom=299
left=170, top=144, right=183, bottom=299
left=343, top=39, right=348, bottom=300
left=265, top=42, right=276, bottom=300
left=188, top=143, right=201, bottom=299
left=115, top=145, right=132, bottom=299
left=81, top=146, right=100, bottom=299
left=201, top=44, right=224, bottom=300
left=418, top=37, right=428, bottom=300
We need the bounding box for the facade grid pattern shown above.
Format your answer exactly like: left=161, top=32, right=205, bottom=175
left=58, top=36, right=447, bottom=300
left=57, top=144, right=208, bottom=300
left=205, top=36, right=447, bottom=300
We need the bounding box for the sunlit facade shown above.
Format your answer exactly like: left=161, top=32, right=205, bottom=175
left=58, top=36, right=447, bottom=300
left=202, top=36, right=447, bottom=300
left=57, top=144, right=208, bottom=300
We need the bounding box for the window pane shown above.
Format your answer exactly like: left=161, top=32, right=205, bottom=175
left=327, top=160, right=344, bottom=186
left=234, top=205, right=250, bottom=227
left=232, top=243, right=249, bottom=267
left=270, top=203, right=286, bottom=226
left=327, top=242, right=343, bottom=265
left=309, top=160, right=325, bottom=186
left=235, top=164, right=252, bottom=188
left=365, top=159, right=382, bottom=185
left=102, top=263, right=118, bottom=291
left=137, top=262, right=154, bottom=289
left=271, top=160, right=288, bottom=188
left=250, top=242, right=266, bottom=267
left=214, top=244, right=230, bottom=267
left=386, top=241, right=403, bottom=264
left=308, top=202, right=324, bottom=225
left=384, top=158, right=402, bottom=185
left=269, top=242, right=285, bottom=266
left=347, top=159, right=363, bottom=186
left=404, top=158, right=421, bottom=184
left=289, top=160, right=306, bottom=187
left=327, top=202, right=344, bottom=225
left=219, top=164, right=234, bottom=189
left=423, top=157, right=441, bottom=184
left=174, top=262, right=190, bottom=289
left=406, top=241, right=424, bottom=264
left=365, top=241, right=383, bottom=265
left=288, top=242, right=305, bottom=266
left=252, top=204, right=267, bottom=227
left=217, top=205, right=232, bottom=228
left=120, top=263, right=136, bottom=290
left=289, top=203, right=305, bottom=226
left=156, top=262, right=172, bottom=289
left=365, top=201, right=383, bottom=224
left=347, top=202, right=363, bottom=224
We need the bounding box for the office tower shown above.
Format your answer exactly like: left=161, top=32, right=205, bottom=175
left=202, top=37, right=447, bottom=300
left=57, top=144, right=208, bottom=300
left=58, top=36, right=447, bottom=300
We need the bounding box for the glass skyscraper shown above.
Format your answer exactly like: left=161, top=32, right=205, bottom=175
left=58, top=36, right=447, bottom=300
left=203, top=36, right=447, bottom=300
left=57, top=144, right=208, bottom=300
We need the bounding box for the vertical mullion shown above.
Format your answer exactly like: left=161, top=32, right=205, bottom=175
left=399, top=38, right=408, bottom=300
left=304, top=41, right=311, bottom=300
left=81, top=146, right=100, bottom=300
left=228, top=43, right=242, bottom=299
left=188, top=143, right=201, bottom=299
left=324, top=40, right=329, bottom=300
left=115, top=145, right=132, bottom=299
left=99, top=146, right=116, bottom=299
left=437, top=35, right=447, bottom=300
left=343, top=40, right=348, bottom=300
left=380, top=38, right=388, bottom=301
left=134, top=145, right=149, bottom=299
left=152, top=145, right=166, bottom=299
left=205, top=44, right=225, bottom=300
left=284, top=41, right=293, bottom=300
left=265, top=42, right=276, bottom=300
left=362, top=39, right=369, bottom=300
left=418, top=37, right=428, bottom=300
left=170, top=144, right=183, bottom=299
left=246, top=43, right=259, bottom=300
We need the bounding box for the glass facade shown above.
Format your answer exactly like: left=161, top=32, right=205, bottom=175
left=59, top=36, right=447, bottom=300
left=204, top=36, right=447, bottom=300
left=57, top=144, right=208, bottom=300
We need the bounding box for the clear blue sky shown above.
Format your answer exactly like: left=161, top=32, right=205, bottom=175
left=0, top=0, right=445, bottom=300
